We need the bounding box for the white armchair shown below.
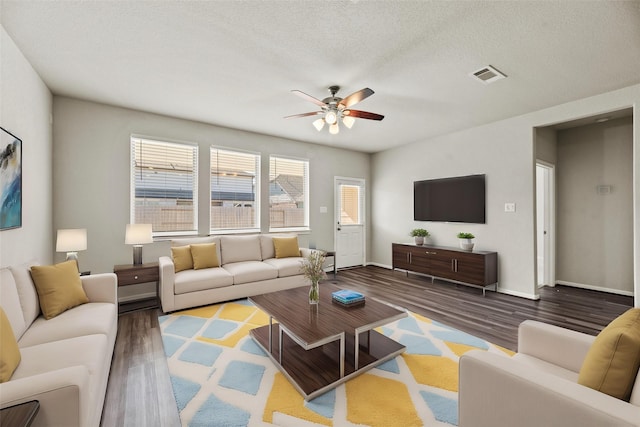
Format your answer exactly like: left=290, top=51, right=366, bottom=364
left=459, top=320, right=640, bottom=427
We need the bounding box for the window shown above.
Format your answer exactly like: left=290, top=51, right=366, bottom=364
left=131, top=136, right=198, bottom=236
left=269, top=156, right=309, bottom=231
left=340, top=184, right=363, bottom=225
left=210, top=147, right=260, bottom=233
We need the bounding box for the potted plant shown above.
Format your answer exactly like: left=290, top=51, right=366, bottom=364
left=410, top=228, right=430, bottom=245
left=457, top=232, right=475, bottom=251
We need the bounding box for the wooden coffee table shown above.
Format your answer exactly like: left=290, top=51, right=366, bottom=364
left=249, top=283, right=407, bottom=400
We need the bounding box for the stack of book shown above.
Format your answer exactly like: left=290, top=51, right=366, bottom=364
left=332, top=289, right=365, bottom=306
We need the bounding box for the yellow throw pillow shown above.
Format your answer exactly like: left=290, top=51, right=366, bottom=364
left=272, top=236, right=301, bottom=259
left=171, top=245, right=194, bottom=273
left=30, top=260, right=89, bottom=320
left=0, top=307, right=21, bottom=383
left=578, top=308, right=640, bottom=401
left=191, top=243, right=220, bottom=270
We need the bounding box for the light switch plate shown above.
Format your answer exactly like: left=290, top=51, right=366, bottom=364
left=504, top=202, right=516, bottom=213
left=320, top=206, right=328, bottom=213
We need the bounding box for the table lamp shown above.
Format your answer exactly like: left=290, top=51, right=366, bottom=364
left=125, top=224, right=153, bottom=265
left=56, top=228, right=87, bottom=269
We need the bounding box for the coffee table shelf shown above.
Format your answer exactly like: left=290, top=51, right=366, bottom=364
left=249, top=283, right=407, bottom=401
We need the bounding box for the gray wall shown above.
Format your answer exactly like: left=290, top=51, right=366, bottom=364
left=0, top=27, right=53, bottom=268
left=52, top=97, right=370, bottom=299
left=371, top=84, right=640, bottom=305
left=556, top=117, right=633, bottom=294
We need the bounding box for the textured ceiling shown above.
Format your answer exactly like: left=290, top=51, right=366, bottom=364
left=2, top=1, right=640, bottom=153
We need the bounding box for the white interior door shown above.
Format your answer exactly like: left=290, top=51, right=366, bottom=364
left=335, top=177, right=365, bottom=269
left=536, top=162, right=555, bottom=288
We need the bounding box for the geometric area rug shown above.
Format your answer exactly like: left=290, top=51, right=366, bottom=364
left=159, top=299, right=514, bottom=427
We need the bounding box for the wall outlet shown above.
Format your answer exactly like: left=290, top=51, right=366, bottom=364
left=504, top=202, right=516, bottom=213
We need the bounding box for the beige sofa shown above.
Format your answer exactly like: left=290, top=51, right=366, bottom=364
left=459, top=320, right=640, bottom=427
left=0, top=262, right=118, bottom=427
left=159, top=234, right=313, bottom=313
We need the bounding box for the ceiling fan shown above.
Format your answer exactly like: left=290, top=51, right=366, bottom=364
left=284, top=86, right=384, bottom=134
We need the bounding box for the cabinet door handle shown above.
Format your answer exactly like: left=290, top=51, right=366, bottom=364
left=134, top=275, right=139, bottom=280
left=451, top=259, right=455, bottom=271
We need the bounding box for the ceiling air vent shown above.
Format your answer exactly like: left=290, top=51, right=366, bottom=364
left=470, top=65, right=507, bottom=84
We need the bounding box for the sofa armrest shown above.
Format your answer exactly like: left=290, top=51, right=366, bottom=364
left=81, top=273, right=117, bottom=304
left=518, top=320, right=595, bottom=372
left=0, top=365, right=89, bottom=427
left=459, top=350, right=639, bottom=427
left=159, top=256, right=175, bottom=313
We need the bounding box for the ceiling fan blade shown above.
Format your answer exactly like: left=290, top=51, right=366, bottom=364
left=291, top=90, right=327, bottom=108
left=344, top=109, right=384, bottom=121
left=339, top=88, right=374, bottom=109
left=283, top=111, right=323, bottom=119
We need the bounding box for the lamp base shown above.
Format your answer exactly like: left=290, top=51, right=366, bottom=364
left=66, top=252, right=80, bottom=272
left=132, top=245, right=143, bottom=265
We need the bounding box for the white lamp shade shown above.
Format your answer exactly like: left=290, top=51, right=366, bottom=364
left=329, top=123, right=340, bottom=134
left=56, top=229, right=87, bottom=252
left=312, top=118, right=325, bottom=131
left=125, top=224, right=153, bottom=245
left=324, top=110, right=338, bottom=125
left=342, top=115, right=356, bottom=129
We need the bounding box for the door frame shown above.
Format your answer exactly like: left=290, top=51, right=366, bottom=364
left=535, top=160, right=556, bottom=292
left=334, top=176, right=366, bottom=269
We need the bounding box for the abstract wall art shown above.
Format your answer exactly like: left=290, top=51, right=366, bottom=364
left=0, top=127, right=22, bottom=230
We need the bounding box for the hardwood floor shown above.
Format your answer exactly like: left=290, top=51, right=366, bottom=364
left=100, top=265, right=633, bottom=426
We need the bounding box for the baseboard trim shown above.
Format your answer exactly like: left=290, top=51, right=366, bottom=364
left=366, top=262, right=392, bottom=269
left=498, top=288, right=540, bottom=300
left=556, top=280, right=634, bottom=297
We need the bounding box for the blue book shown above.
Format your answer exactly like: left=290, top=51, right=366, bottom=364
left=332, top=289, right=365, bottom=303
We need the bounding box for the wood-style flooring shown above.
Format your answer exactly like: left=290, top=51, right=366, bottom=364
left=100, top=265, right=633, bottom=426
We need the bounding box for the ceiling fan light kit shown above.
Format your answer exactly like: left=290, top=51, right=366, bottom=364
left=285, top=85, right=384, bottom=135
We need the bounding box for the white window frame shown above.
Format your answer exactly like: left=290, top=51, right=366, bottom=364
left=268, top=155, right=310, bottom=232
left=130, top=135, right=199, bottom=237
left=210, top=146, right=261, bottom=234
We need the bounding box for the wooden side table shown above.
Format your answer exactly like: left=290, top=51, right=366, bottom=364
left=0, top=400, right=40, bottom=427
left=113, top=262, right=160, bottom=314
left=322, top=250, right=337, bottom=278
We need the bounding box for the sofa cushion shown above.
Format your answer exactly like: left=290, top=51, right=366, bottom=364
left=222, top=261, right=278, bottom=285
left=172, top=236, right=222, bottom=265
left=0, top=268, right=27, bottom=339
left=9, top=261, right=41, bottom=329
left=12, top=334, right=107, bottom=381
left=172, top=245, right=194, bottom=273
left=30, top=260, right=89, bottom=320
left=273, top=236, right=301, bottom=258
left=0, top=307, right=21, bottom=383
left=220, top=235, right=262, bottom=264
left=191, top=243, right=220, bottom=269
left=263, top=257, right=304, bottom=278
left=18, top=302, right=117, bottom=348
left=578, top=308, right=640, bottom=401
left=174, top=268, right=233, bottom=294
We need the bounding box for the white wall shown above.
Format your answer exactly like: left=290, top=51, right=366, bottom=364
left=52, top=97, right=370, bottom=299
left=556, top=117, right=633, bottom=294
left=0, top=27, right=53, bottom=268
left=371, top=84, right=640, bottom=306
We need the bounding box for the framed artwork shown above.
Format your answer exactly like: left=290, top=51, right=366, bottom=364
left=0, top=126, right=22, bottom=230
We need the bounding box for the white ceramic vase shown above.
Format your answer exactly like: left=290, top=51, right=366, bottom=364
left=459, top=238, right=474, bottom=251
left=414, top=236, right=424, bottom=245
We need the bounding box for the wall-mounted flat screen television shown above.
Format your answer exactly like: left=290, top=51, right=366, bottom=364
left=414, top=174, right=486, bottom=223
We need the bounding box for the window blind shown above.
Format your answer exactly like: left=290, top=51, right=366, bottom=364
left=131, top=137, right=198, bottom=235
left=210, top=147, right=260, bottom=232
left=269, top=156, right=309, bottom=230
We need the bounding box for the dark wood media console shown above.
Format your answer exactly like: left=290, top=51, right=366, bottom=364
left=392, top=243, right=498, bottom=295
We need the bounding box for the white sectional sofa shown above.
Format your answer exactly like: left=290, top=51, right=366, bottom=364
left=159, top=234, right=313, bottom=313
left=0, top=261, right=118, bottom=427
